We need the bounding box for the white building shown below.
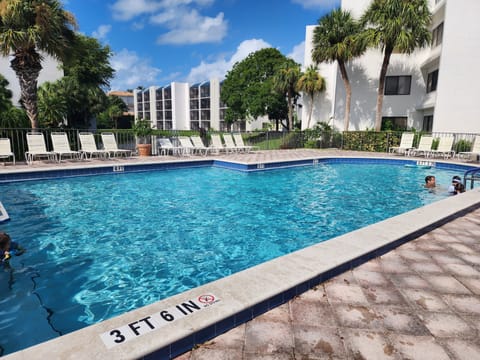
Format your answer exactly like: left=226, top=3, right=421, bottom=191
left=134, top=79, right=265, bottom=132
left=0, top=54, right=63, bottom=105
left=302, top=0, right=480, bottom=134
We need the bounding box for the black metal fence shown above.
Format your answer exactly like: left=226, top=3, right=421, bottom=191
left=0, top=128, right=479, bottom=162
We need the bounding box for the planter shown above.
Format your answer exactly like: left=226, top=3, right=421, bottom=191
left=137, top=143, right=152, bottom=156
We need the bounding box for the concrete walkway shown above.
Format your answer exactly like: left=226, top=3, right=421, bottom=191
left=175, top=208, right=480, bottom=360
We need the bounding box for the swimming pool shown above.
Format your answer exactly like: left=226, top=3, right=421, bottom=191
left=0, top=159, right=466, bottom=355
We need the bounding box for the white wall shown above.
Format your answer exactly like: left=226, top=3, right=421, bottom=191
left=171, top=82, right=189, bottom=130
left=0, top=54, right=63, bottom=105
left=432, top=0, right=480, bottom=133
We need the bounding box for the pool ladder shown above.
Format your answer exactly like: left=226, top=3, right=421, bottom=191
left=463, top=168, right=480, bottom=189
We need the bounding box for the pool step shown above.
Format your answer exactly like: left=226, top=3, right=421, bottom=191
left=0, top=201, right=10, bottom=222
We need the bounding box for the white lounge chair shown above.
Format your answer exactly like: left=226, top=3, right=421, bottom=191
left=79, top=132, right=110, bottom=159
left=25, top=133, right=56, bottom=165
left=458, top=135, right=480, bottom=161
left=177, top=136, right=195, bottom=156
left=190, top=136, right=210, bottom=156
left=222, top=133, right=241, bottom=153
left=389, top=132, right=415, bottom=155
left=0, top=138, right=15, bottom=165
left=233, top=133, right=258, bottom=153
left=157, top=138, right=182, bottom=156
left=101, top=132, right=132, bottom=158
left=428, top=136, right=455, bottom=159
left=410, top=135, right=433, bottom=158
left=210, top=134, right=227, bottom=154
left=51, top=132, right=81, bottom=162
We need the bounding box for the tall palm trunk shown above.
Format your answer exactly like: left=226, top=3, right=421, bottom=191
left=10, top=51, right=42, bottom=129
left=287, top=89, right=294, bottom=131
left=375, top=47, right=393, bottom=131
left=338, top=60, right=351, bottom=131
left=307, top=92, right=314, bottom=129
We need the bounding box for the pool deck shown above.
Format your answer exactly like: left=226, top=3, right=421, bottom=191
left=2, top=149, right=480, bottom=359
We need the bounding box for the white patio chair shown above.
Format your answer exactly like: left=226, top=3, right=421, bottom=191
left=458, top=135, right=480, bottom=161
left=410, top=135, right=433, bottom=158
left=51, top=132, right=81, bottom=162
left=388, top=132, right=415, bottom=155
left=190, top=136, right=210, bottom=156
left=222, top=133, right=241, bottom=153
left=177, top=136, right=195, bottom=156
left=210, top=134, right=227, bottom=154
left=0, top=138, right=15, bottom=165
left=428, top=136, right=455, bottom=159
left=78, top=132, right=110, bottom=159
left=25, top=133, right=56, bottom=165
left=233, top=133, right=259, bottom=153
left=101, top=132, right=132, bottom=158
left=157, top=138, right=182, bottom=156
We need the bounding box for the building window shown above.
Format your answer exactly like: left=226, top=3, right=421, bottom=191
left=190, top=111, right=199, bottom=120
left=423, top=115, right=433, bottom=132
left=190, top=99, right=199, bottom=110
left=432, top=22, right=443, bottom=47
left=200, top=98, right=210, bottom=109
left=385, top=76, right=411, bottom=95
left=381, top=116, right=407, bottom=131
left=426, top=70, right=439, bottom=93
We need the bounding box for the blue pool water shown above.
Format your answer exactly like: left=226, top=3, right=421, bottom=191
left=0, top=162, right=458, bottom=354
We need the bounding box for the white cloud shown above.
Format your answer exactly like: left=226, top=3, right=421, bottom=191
left=111, top=0, right=164, bottom=21
left=92, top=25, right=112, bottom=41
left=155, top=11, right=227, bottom=44
left=186, top=38, right=271, bottom=83
left=110, top=49, right=161, bottom=90
left=291, top=0, right=339, bottom=9
left=287, top=41, right=305, bottom=67
left=111, top=0, right=226, bottom=45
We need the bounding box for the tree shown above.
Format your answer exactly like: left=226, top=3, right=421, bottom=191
left=312, top=9, right=366, bottom=131
left=273, top=59, right=301, bottom=131
left=361, top=0, right=431, bottom=131
left=221, top=48, right=289, bottom=129
left=97, top=95, right=127, bottom=129
left=0, top=73, right=29, bottom=128
left=296, top=65, right=326, bottom=129
left=38, top=81, right=68, bottom=127
left=61, top=34, right=115, bottom=128
left=0, top=0, right=77, bottom=129
left=0, top=73, right=12, bottom=113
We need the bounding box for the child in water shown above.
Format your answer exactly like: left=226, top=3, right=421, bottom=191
left=0, top=232, right=25, bottom=264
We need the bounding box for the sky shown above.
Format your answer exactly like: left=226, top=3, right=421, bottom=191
left=63, top=0, right=340, bottom=91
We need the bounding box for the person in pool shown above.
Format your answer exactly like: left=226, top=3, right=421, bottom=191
left=424, top=175, right=436, bottom=189
left=448, top=176, right=466, bottom=195
left=0, top=232, right=25, bottom=264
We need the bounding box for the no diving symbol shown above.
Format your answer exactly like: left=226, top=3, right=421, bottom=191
left=198, top=294, right=215, bottom=304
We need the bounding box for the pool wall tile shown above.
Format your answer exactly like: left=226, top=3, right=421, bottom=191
left=252, top=300, right=270, bottom=317
left=194, top=324, right=216, bottom=345
left=143, top=345, right=170, bottom=360
left=215, top=316, right=235, bottom=335
left=234, top=309, right=253, bottom=326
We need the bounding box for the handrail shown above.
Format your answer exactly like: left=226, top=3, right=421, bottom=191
left=463, top=168, right=480, bottom=189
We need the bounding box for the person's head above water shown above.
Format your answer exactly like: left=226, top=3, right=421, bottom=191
left=425, top=175, right=436, bottom=188
left=0, top=232, right=11, bottom=251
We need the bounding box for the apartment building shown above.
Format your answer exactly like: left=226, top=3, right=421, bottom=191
left=134, top=79, right=264, bottom=132
left=302, top=0, right=480, bottom=133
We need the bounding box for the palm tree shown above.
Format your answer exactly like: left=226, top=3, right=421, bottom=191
left=312, top=9, right=366, bottom=131
left=0, top=0, right=77, bottom=129
left=362, top=0, right=431, bottom=131
left=296, top=65, right=326, bottom=129
left=273, top=59, right=301, bottom=131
